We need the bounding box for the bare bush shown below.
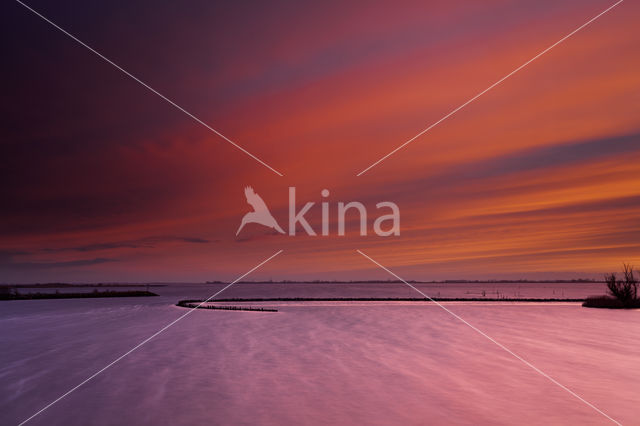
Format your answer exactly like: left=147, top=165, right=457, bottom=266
left=605, top=263, right=638, bottom=306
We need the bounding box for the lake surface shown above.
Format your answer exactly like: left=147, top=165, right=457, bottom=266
left=1, top=283, right=638, bottom=425
left=11, top=281, right=605, bottom=299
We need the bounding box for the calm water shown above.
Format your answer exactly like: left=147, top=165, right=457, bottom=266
left=1, top=283, right=638, bottom=425
left=11, top=281, right=605, bottom=300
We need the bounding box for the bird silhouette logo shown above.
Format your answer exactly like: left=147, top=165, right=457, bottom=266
left=236, top=186, right=285, bottom=236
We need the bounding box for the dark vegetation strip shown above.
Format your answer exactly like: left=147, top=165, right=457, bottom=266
left=176, top=300, right=277, bottom=312
left=3, top=283, right=166, bottom=288
left=583, top=295, right=640, bottom=309
left=0, top=291, right=158, bottom=300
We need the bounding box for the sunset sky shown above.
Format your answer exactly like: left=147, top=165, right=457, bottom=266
left=1, top=0, right=639, bottom=283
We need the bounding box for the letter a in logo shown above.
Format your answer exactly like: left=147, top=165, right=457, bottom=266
left=236, top=186, right=285, bottom=236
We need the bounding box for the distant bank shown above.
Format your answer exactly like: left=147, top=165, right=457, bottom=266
left=181, top=297, right=585, bottom=303
left=0, top=290, right=158, bottom=301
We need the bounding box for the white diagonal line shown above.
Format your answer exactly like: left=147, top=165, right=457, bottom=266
left=357, top=0, right=624, bottom=176
left=14, top=0, right=284, bottom=177
left=18, top=249, right=284, bottom=426
left=356, top=249, right=621, bottom=425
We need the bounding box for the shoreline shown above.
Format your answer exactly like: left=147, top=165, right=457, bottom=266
left=179, top=297, right=585, bottom=303
left=0, top=290, right=159, bottom=301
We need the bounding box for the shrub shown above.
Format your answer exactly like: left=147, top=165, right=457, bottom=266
left=584, top=264, right=640, bottom=309
left=606, top=264, right=638, bottom=304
